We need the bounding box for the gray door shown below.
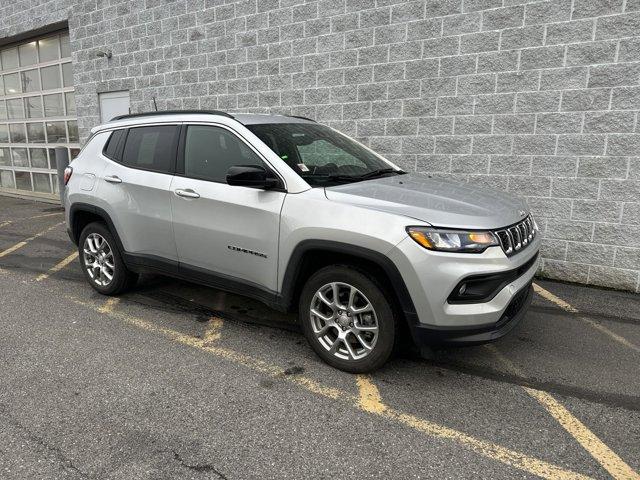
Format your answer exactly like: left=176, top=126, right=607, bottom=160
left=100, top=125, right=179, bottom=261
left=99, top=91, right=130, bottom=123
left=170, top=124, right=285, bottom=291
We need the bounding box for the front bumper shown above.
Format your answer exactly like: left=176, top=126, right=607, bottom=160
left=410, top=281, right=533, bottom=348
left=388, top=234, right=540, bottom=348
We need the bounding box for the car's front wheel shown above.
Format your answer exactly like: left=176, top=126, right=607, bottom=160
left=78, top=222, right=138, bottom=295
left=299, top=265, right=397, bottom=373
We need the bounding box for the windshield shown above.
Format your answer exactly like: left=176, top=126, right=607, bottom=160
left=246, top=123, right=402, bottom=186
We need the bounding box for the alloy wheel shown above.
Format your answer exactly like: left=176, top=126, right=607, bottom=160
left=310, top=282, right=379, bottom=361
left=83, top=233, right=115, bottom=287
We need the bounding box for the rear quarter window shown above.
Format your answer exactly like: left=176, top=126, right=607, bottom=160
left=102, top=129, right=125, bottom=161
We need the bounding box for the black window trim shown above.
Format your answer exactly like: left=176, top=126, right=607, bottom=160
left=101, top=123, right=181, bottom=175
left=175, top=122, right=286, bottom=191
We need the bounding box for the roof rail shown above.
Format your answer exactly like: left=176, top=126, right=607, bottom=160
left=288, top=115, right=316, bottom=122
left=110, top=110, right=234, bottom=121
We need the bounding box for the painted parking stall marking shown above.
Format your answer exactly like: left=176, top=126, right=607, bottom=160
left=0, top=200, right=638, bottom=478
left=65, top=292, right=595, bottom=480
left=203, top=316, right=224, bottom=343
left=533, top=283, right=640, bottom=354
left=98, top=297, right=120, bottom=314
left=0, top=222, right=65, bottom=258
left=356, top=375, right=386, bottom=414
left=35, top=251, right=79, bottom=282
left=487, top=345, right=639, bottom=480
left=0, top=212, right=63, bottom=230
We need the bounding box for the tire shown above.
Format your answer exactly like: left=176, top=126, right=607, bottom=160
left=299, top=265, right=397, bottom=373
left=78, top=221, right=138, bottom=295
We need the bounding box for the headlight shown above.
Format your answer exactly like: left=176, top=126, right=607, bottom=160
left=406, top=226, right=499, bottom=253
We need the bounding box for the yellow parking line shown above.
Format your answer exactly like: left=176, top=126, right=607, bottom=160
left=487, top=345, right=639, bottom=480
left=69, top=294, right=590, bottom=480
left=98, top=297, right=120, bottom=314
left=0, top=212, right=62, bottom=230
left=533, top=283, right=639, bottom=353
left=524, top=389, right=639, bottom=480
left=35, top=251, right=78, bottom=282
left=0, top=222, right=64, bottom=258
left=386, top=410, right=590, bottom=480
left=580, top=317, right=640, bottom=354
left=28, top=212, right=64, bottom=219
left=0, top=240, right=28, bottom=258
left=203, top=316, right=224, bottom=343
left=356, top=375, right=386, bottom=414
left=533, top=283, right=578, bottom=313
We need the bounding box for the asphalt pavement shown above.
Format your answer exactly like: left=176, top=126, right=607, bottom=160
left=0, top=195, right=638, bottom=479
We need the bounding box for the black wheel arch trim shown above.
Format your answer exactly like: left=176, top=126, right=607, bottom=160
left=69, top=202, right=127, bottom=253
left=280, top=240, right=418, bottom=322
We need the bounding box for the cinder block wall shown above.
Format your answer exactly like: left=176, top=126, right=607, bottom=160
left=2, top=0, right=639, bottom=292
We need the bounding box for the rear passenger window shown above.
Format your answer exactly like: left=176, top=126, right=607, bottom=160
left=183, top=125, right=264, bottom=183
left=121, top=125, right=179, bottom=173
left=103, top=129, right=125, bottom=160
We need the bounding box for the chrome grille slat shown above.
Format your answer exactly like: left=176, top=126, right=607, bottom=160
left=497, top=230, right=512, bottom=254
left=509, top=226, right=521, bottom=250
left=519, top=223, right=527, bottom=245
left=494, top=215, right=536, bottom=256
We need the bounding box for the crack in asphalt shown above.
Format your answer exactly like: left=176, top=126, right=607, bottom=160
left=172, top=451, right=228, bottom=479
left=0, top=404, right=91, bottom=479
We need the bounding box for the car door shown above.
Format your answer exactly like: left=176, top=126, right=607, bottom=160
left=170, top=123, right=285, bottom=292
left=98, top=124, right=180, bottom=263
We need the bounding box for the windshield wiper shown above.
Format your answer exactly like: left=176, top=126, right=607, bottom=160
left=322, top=168, right=405, bottom=181
left=326, top=168, right=405, bottom=182
left=353, top=168, right=405, bottom=180
left=301, top=168, right=406, bottom=184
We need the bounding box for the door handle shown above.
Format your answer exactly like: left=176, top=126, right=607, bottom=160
left=104, top=175, right=122, bottom=184
left=175, top=188, right=200, bottom=199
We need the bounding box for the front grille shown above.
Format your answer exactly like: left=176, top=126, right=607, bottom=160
left=494, top=215, right=536, bottom=256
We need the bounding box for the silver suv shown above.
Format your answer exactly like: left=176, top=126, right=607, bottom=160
left=64, top=111, right=540, bottom=372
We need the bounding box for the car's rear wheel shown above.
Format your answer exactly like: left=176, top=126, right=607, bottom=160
left=78, top=222, right=137, bottom=295
left=299, top=265, right=397, bottom=373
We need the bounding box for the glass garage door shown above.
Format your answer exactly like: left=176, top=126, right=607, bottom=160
left=0, top=31, right=79, bottom=198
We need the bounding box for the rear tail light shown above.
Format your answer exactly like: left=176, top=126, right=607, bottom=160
left=63, top=166, right=73, bottom=185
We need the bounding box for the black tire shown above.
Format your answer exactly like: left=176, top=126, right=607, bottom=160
left=78, top=221, right=138, bottom=295
left=299, top=265, right=397, bottom=373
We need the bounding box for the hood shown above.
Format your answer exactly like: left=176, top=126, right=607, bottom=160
left=324, top=173, right=529, bottom=229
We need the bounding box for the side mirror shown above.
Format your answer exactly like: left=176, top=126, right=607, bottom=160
left=226, top=165, right=279, bottom=189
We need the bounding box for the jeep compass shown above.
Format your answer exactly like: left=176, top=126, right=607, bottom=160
left=64, top=111, right=540, bottom=372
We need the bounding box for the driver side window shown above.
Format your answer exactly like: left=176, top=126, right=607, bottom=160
left=183, top=125, right=264, bottom=183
